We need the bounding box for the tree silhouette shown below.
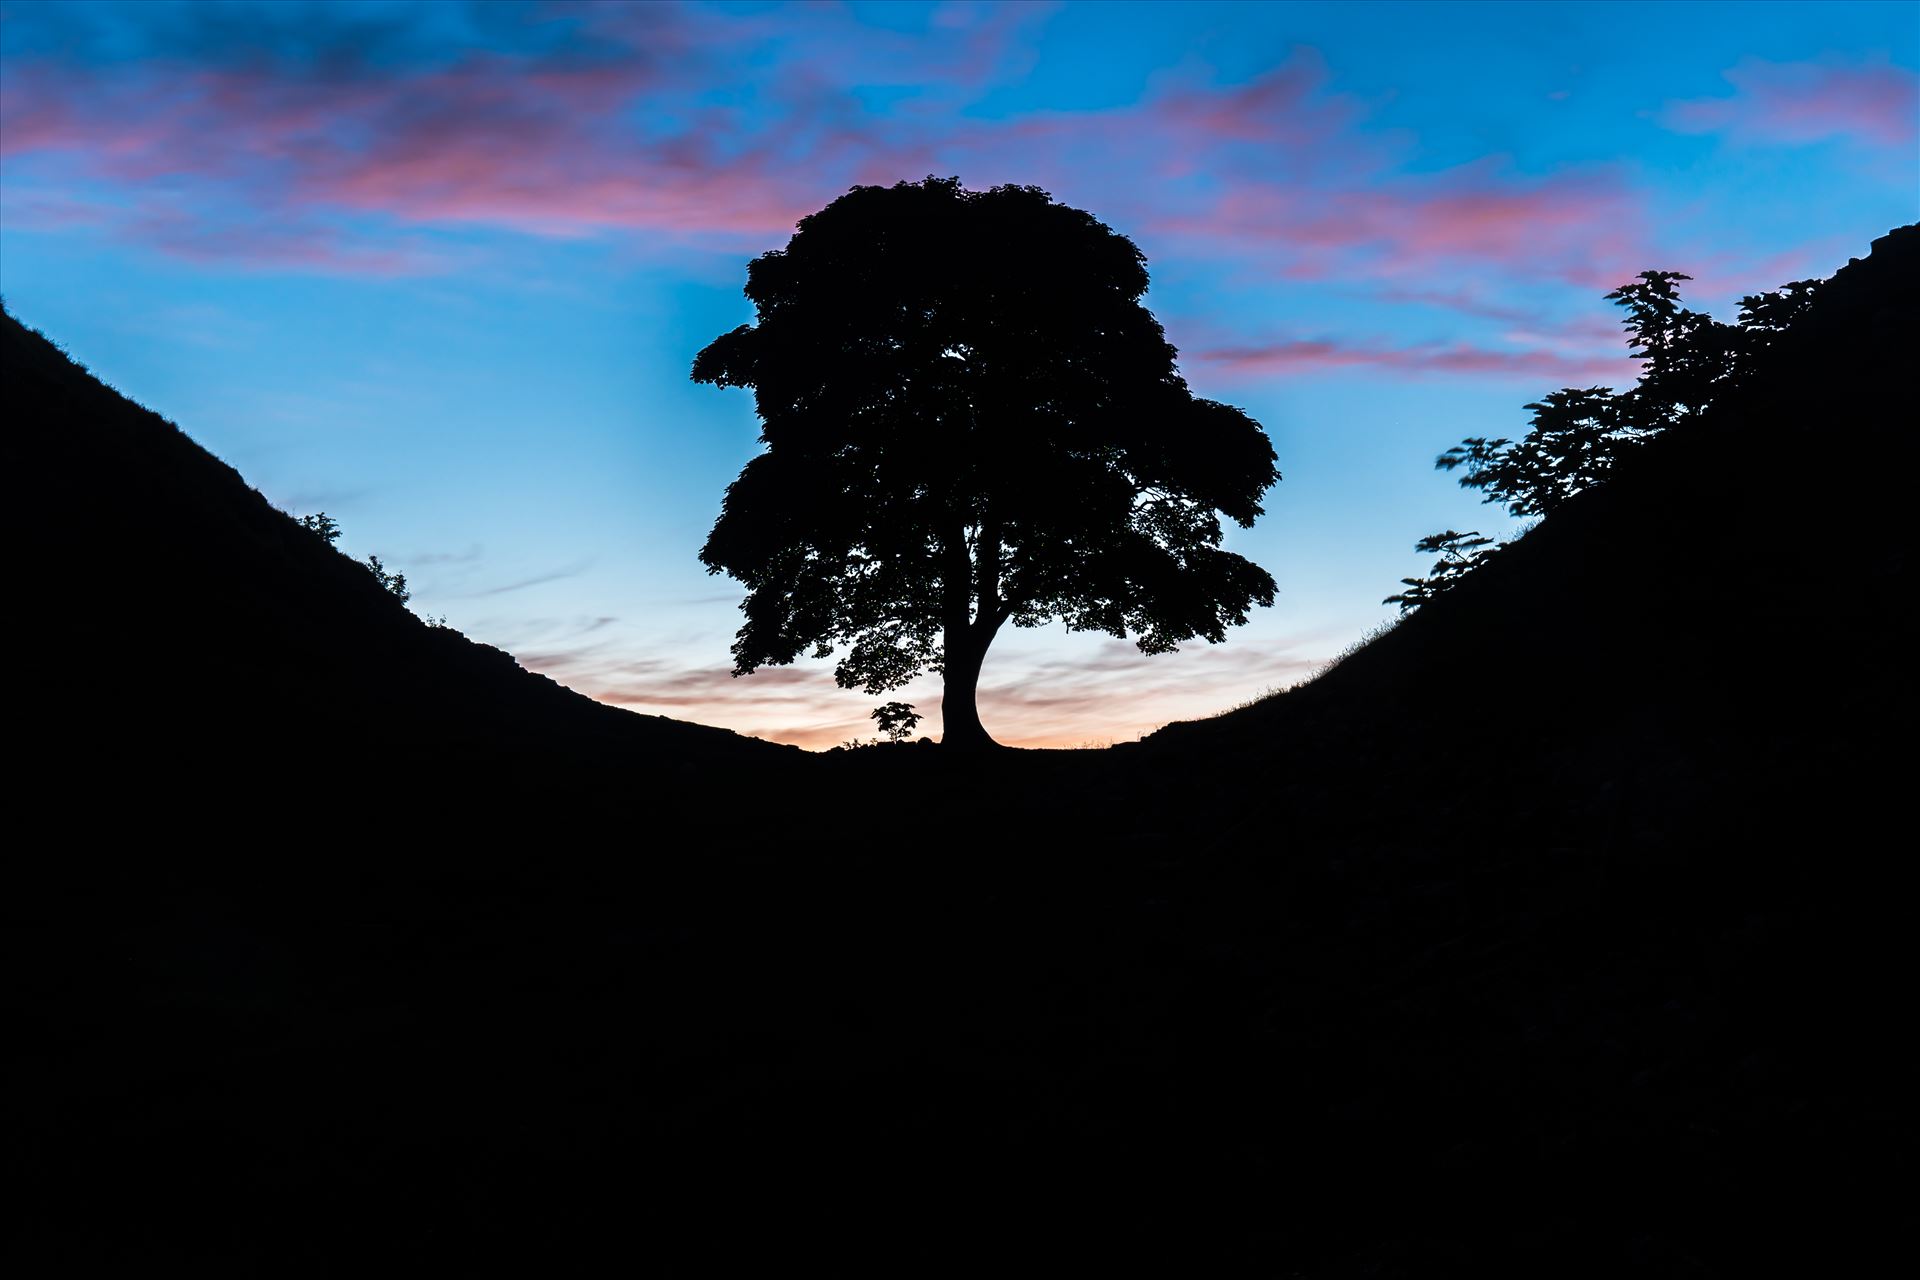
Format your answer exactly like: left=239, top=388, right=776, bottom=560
left=692, top=177, right=1280, bottom=748
left=1398, top=271, right=1825, bottom=610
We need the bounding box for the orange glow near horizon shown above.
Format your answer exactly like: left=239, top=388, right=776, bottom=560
left=533, top=630, right=1337, bottom=752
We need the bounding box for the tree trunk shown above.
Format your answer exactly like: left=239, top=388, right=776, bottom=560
left=939, top=628, right=997, bottom=750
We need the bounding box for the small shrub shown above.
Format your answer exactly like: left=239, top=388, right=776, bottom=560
left=1384, top=530, right=1496, bottom=614
left=365, top=554, right=410, bottom=604
left=298, top=512, right=343, bottom=546
left=871, top=701, right=922, bottom=743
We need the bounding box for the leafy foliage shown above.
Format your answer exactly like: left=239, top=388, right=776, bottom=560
left=693, top=177, right=1279, bottom=744
left=299, top=510, right=413, bottom=606
left=1383, top=531, right=1496, bottom=614
left=871, top=701, right=923, bottom=743
left=1437, top=387, right=1640, bottom=520
left=298, top=512, right=343, bottom=546
left=365, top=554, right=410, bottom=604
left=1605, top=270, right=1736, bottom=425
left=1397, top=270, right=1824, bottom=610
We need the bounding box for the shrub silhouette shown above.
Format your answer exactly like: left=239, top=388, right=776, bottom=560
left=692, top=176, right=1280, bottom=748
left=1383, top=530, right=1495, bottom=613
left=365, top=554, right=410, bottom=604
left=871, top=701, right=922, bottom=743
left=299, top=510, right=411, bottom=604
left=297, top=512, right=343, bottom=546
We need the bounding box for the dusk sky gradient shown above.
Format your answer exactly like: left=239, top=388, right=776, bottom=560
left=3, top=0, right=1914, bottom=747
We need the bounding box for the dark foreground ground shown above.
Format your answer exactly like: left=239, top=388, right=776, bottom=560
left=6, top=229, right=1913, bottom=1272
left=12, top=748, right=1905, bottom=1273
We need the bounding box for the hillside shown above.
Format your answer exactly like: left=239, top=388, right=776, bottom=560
left=5, top=304, right=795, bottom=859
left=7, top=229, right=1912, bottom=1273
left=1132, top=224, right=1913, bottom=846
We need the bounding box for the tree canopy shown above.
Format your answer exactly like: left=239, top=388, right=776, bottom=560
left=693, top=177, right=1279, bottom=747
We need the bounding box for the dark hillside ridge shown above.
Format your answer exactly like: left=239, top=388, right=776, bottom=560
left=1142, top=224, right=1913, bottom=834
left=5, top=305, right=792, bottom=848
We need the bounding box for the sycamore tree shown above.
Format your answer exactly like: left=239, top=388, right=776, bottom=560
left=692, top=177, right=1280, bottom=749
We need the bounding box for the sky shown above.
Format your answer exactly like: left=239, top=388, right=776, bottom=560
left=2, top=0, right=1915, bottom=749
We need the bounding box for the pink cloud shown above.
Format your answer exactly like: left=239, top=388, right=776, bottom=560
left=0, top=4, right=1825, bottom=324
left=919, top=46, right=1379, bottom=195
left=0, top=6, right=866, bottom=261
left=126, top=205, right=443, bottom=275
left=1152, top=46, right=1361, bottom=148
left=1154, top=161, right=1653, bottom=290
left=1663, top=56, right=1919, bottom=148
left=0, top=28, right=1385, bottom=269
left=0, top=190, right=117, bottom=231
left=1193, top=335, right=1634, bottom=384
left=1370, top=285, right=1547, bottom=326
left=0, top=85, right=79, bottom=157
left=0, top=5, right=1651, bottom=301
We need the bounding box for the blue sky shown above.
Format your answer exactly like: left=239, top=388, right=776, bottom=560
left=3, top=0, right=1914, bottom=746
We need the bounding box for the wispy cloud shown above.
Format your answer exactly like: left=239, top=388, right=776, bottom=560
left=1662, top=56, right=1919, bottom=149
left=0, top=8, right=1650, bottom=297
left=463, top=558, right=595, bottom=598
left=0, top=0, right=1052, bottom=265
left=1151, top=161, right=1652, bottom=290
left=1192, top=335, right=1633, bottom=384
left=406, top=545, right=485, bottom=567
left=504, top=624, right=1336, bottom=751
left=2, top=1, right=1880, bottom=321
